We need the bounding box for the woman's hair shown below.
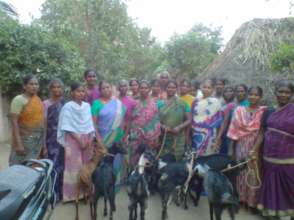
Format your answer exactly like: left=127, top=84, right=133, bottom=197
left=275, top=79, right=294, bottom=94
left=224, top=86, right=235, bottom=92
left=179, top=78, right=191, bottom=87
left=70, top=82, right=81, bottom=92
left=84, top=69, right=97, bottom=78
left=22, top=74, right=37, bottom=85
left=216, top=78, right=227, bottom=85
left=139, top=80, right=150, bottom=88
left=117, top=79, right=128, bottom=87
left=98, top=80, right=110, bottom=91
left=150, top=79, right=160, bottom=86
left=166, top=80, right=178, bottom=88
left=248, top=86, right=263, bottom=97
left=202, top=79, right=215, bottom=87
left=235, top=84, right=248, bottom=93
left=49, top=78, right=64, bottom=89
left=193, top=80, right=201, bottom=90
left=129, top=78, right=139, bottom=87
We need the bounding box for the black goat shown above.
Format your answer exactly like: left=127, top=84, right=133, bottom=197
left=90, top=142, right=127, bottom=220
left=127, top=150, right=155, bottom=220
left=204, top=169, right=239, bottom=220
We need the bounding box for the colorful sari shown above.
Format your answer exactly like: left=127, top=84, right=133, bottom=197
left=180, top=94, right=195, bottom=108
left=160, top=97, right=190, bottom=162
left=129, top=98, right=161, bottom=167
left=119, top=96, right=136, bottom=129
left=84, top=85, right=100, bottom=105
left=57, top=101, right=95, bottom=202
left=191, top=97, right=223, bottom=156
left=257, top=104, right=294, bottom=217
left=9, top=95, right=44, bottom=165
left=227, top=105, right=266, bottom=208
left=45, top=99, right=65, bottom=201
left=92, top=98, right=126, bottom=188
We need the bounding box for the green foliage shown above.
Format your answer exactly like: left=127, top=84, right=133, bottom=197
left=164, top=24, right=222, bottom=79
left=0, top=13, right=85, bottom=97
left=270, top=40, right=294, bottom=73
left=38, top=0, right=164, bottom=81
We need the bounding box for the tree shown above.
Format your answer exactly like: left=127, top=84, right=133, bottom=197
left=0, top=13, right=85, bottom=97
left=38, top=0, right=164, bottom=81
left=0, top=1, right=18, bottom=17
left=270, top=40, right=294, bottom=73
left=164, top=24, right=222, bottom=79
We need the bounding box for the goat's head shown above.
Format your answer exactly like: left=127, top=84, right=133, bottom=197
left=108, top=141, right=127, bottom=155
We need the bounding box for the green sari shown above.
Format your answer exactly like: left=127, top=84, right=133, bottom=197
left=159, top=97, right=190, bottom=161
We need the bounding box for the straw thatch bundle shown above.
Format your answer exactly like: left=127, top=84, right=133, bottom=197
left=200, top=18, right=294, bottom=103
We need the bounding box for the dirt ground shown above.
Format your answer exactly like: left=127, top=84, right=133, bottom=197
left=0, top=143, right=271, bottom=220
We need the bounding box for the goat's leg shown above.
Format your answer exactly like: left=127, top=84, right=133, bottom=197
left=75, top=183, right=80, bottom=220
left=161, top=193, right=169, bottom=220
left=139, top=199, right=146, bottom=220
left=209, top=202, right=214, bottom=220
left=183, top=190, right=188, bottom=210
left=104, top=196, right=108, bottom=217
left=91, top=199, right=98, bottom=220
left=128, top=199, right=136, bottom=220
left=228, top=206, right=235, bottom=220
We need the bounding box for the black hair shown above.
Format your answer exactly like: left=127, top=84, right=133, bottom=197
left=193, top=80, right=201, bottom=90
left=84, top=69, right=97, bottom=78
left=166, top=80, right=178, bottom=88
left=216, top=78, right=227, bottom=85
left=129, top=79, right=139, bottom=86
left=275, top=79, right=294, bottom=94
left=235, top=84, right=248, bottom=93
left=49, top=78, right=64, bottom=89
left=224, top=86, right=235, bottom=92
left=248, top=86, right=263, bottom=97
left=150, top=79, right=160, bottom=86
left=139, top=80, right=150, bottom=88
left=202, top=79, right=215, bottom=87
left=98, top=80, right=111, bottom=91
left=22, top=74, right=37, bottom=85
left=180, top=78, right=191, bottom=87
left=70, top=82, right=82, bottom=92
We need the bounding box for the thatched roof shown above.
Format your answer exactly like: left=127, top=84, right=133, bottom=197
left=200, top=18, right=294, bottom=88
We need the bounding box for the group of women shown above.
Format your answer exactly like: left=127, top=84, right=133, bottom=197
left=9, top=69, right=294, bottom=219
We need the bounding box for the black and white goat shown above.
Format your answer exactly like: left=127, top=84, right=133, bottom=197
left=90, top=142, right=127, bottom=220
left=127, top=150, right=155, bottom=220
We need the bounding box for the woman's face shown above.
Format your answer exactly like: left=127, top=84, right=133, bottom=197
left=72, top=86, right=85, bottom=102
left=179, top=82, right=189, bottom=96
left=151, top=82, right=161, bottom=95
left=100, top=82, right=112, bottom=99
left=223, top=88, right=235, bottom=102
left=248, top=89, right=261, bottom=106
left=276, top=86, right=293, bottom=106
left=118, top=82, right=128, bottom=96
left=130, top=81, right=139, bottom=94
left=236, top=86, right=247, bottom=102
left=50, top=83, right=63, bottom=98
left=139, top=83, right=150, bottom=98
left=166, top=82, right=177, bottom=97
left=201, top=82, right=214, bottom=98
left=85, top=71, right=97, bottom=86
left=24, top=77, right=39, bottom=96
left=215, top=81, right=225, bottom=95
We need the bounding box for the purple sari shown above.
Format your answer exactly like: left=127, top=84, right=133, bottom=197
left=257, top=103, right=294, bottom=217
left=46, top=99, right=65, bottom=201
left=85, top=85, right=100, bottom=105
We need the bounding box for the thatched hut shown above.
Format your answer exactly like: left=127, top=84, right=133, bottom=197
left=200, top=18, right=294, bottom=102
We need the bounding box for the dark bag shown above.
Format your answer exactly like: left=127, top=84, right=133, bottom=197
left=0, top=159, right=56, bottom=220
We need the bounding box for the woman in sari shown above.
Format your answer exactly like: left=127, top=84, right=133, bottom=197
left=84, top=69, right=100, bottom=105
left=129, top=80, right=161, bottom=168
left=57, top=83, right=95, bottom=202
left=92, top=81, right=126, bottom=186
left=9, top=75, right=44, bottom=165
left=256, top=80, right=294, bottom=219
left=191, top=79, right=223, bottom=156
left=227, top=86, right=266, bottom=209
left=160, top=80, right=191, bottom=162
left=150, top=79, right=161, bottom=102
left=129, top=79, right=140, bottom=100
left=43, top=79, right=65, bottom=201
left=179, top=79, right=195, bottom=108
left=236, top=84, right=250, bottom=107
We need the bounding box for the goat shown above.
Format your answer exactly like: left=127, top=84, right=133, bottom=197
left=127, top=150, right=155, bottom=220
left=90, top=141, right=127, bottom=220
left=75, top=141, right=106, bottom=220
left=203, top=169, right=239, bottom=220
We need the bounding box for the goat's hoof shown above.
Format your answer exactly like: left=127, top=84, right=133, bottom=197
left=184, top=205, right=188, bottom=210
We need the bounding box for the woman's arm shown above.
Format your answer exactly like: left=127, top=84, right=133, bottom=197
left=10, top=113, right=26, bottom=155
left=92, top=115, right=104, bottom=147
left=172, top=112, right=192, bottom=134
left=250, top=127, right=264, bottom=159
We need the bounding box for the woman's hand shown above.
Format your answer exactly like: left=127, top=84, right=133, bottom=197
left=15, top=144, right=26, bottom=156
left=171, top=126, right=181, bottom=135
left=41, top=147, right=48, bottom=158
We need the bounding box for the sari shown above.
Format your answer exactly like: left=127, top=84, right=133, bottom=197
left=84, top=85, right=100, bottom=105
left=45, top=99, right=65, bottom=201
left=257, top=104, right=294, bottom=217
left=129, top=98, right=161, bottom=168
left=180, top=94, right=195, bottom=108
left=160, top=97, right=190, bottom=162
left=92, top=98, right=126, bottom=188
left=119, top=95, right=136, bottom=129
left=9, top=95, right=44, bottom=165
left=191, top=97, right=223, bottom=156
left=57, top=101, right=95, bottom=202
left=227, top=105, right=266, bottom=208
